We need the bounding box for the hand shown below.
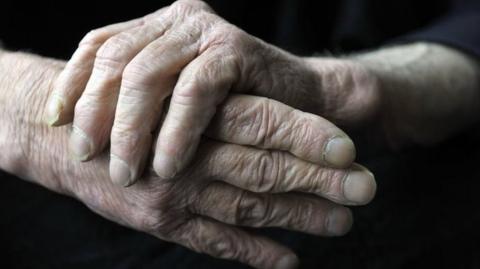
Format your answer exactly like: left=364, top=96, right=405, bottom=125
left=44, top=0, right=378, bottom=186
left=0, top=50, right=376, bottom=268
left=0, top=51, right=376, bottom=268
left=1, top=51, right=376, bottom=269
left=69, top=96, right=376, bottom=269
left=0, top=53, right=376, bottom=268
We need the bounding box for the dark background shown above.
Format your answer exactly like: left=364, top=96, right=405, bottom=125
left=1, top=0, right=480, bottom=268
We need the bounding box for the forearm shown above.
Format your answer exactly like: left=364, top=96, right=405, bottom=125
left=0, top=51, right=131, bottom=226
left=356, top=43, right=480, bottom=147
left=0, top=51, right=99, bottom=195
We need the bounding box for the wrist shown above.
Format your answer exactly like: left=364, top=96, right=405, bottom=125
left=302, top=56, right=381, bottom=128
left=0, top=51, right=73, bottom=194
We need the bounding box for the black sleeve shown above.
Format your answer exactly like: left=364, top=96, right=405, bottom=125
left=398, top=0, right=480, bottom=58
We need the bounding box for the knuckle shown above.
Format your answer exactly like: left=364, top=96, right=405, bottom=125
left=73, top=95, right=102, bottom=116
left=191, top=0, right=213, bottom=13
left=111, top=123, right=148, bottom=153
left=254, top=98, right=278, bottom=148
left=176, top=53, right=239, bottom=103
left=204, top=50, right=239, bottom=84
left=79, top=29, right=106, bottom=46
left=171, top=0, right=212, bottom=15
left=94, top=34, right=134, bottom=75
left=70, top=29, right=108, bottom=70
left=220, top=97, right=278, bottom=148
left=122, top=59, right=157, bottom=87
left=290, top=114, right=323, bottom=156
left=199, top=231, right=238, bottom=259
left=99, top=33, right=135, bottom=59
left=286, top=199, right=316, bottom=231
left=251, top=151, right=284, bottom=192
left=171, top=0, right=197, bottom=15
left=210, top=100, right=263, bottom=144
left=315, top=168, right=346, bottom=199
left=174, top=80, right=207, bottom=101
left=235, top=192, right=270, bottom=226
left=73, top=97, right=89, bottom=114
left=221, top=26, right=250, bottom=48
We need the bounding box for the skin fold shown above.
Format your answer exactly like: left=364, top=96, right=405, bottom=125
left=45, top=0, right=480, bottom=189
left=0, top=51, right=375, bottom=269
left=45, top=0, right=363, bottom=186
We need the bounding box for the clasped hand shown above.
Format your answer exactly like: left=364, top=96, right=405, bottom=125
left=44, top=1, right=377, bottom=268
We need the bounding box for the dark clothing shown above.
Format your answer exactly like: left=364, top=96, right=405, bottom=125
left=1, top=0, right=480, bottom=58
left=1, top=0, right=480, bottom=268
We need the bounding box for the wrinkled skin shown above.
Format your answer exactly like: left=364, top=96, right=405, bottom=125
left=4, top=1, right=479, bottom=268
left=54, top=96, right=376, bottom=269
left=76, top=141, right=355, bottom=269
left=0, top=52, right=376, bottom=269
left=45, top=0, right=379, bottom=186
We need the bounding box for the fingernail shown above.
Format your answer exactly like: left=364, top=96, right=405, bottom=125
left=45, top=94, right=64, bottom=126
left=69, top=126, right=92, bottom=161
left=110, top=155, right=133, bottom=187
left=326, top=207, right=353, bottom=236
left=154, top=153, right=177, bottom=179
left=343, top=169, right=376, bottom=205
left=274, top=254, right=299, bottom=269
left=323, top=136, right=356, bottom=168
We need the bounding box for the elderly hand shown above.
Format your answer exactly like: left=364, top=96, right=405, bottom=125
left=0, top=51, right=376, bottom=268
left=44, top=0, right=379, bottom=186
left=69, top=96, right=376, bottom=269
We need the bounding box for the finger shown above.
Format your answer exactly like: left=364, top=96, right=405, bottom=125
left=67, top=16, right=173, bottom=163
left=174, top=217, right=299, bottom=269
left=109, top=21, right=203, bottom=186
left=192, top=182, right=353, bottom=237
left=206, top=94, right=356, bottom=168
left=153, top=45, right=239, bottom=179
left=44, top=7, right=170, bottom=127
left=44, top=17, right=145, bottom=126
left=68, top=1, right=215, bottom=163
left=200, top=141, right=376, bottom=205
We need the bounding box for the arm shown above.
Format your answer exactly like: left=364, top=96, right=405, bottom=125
left=344, top=0, right=480, bottom=147
left=352, top=42, right=480, bottom=148
left=0, top=50, right=69, bottom=193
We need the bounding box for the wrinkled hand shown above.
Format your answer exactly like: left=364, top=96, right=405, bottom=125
left=45, top=0, right=378, bottom=186
left=70, top=95, right=375, bottom=269
left=0, top=51, right=376, bottom=269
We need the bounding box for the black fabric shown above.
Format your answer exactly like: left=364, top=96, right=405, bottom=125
left=1, top=0, right=479, bottom=58
left=1, top=0, right=480, bottom=268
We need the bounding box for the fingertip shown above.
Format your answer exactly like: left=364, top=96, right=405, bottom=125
left=110, top=154, right=135, bottom=187
left=153, top=152, right=178, bottom=179
left=343, top=166, right=377, bottom=205
left=325, top=207, right=353, bottom=236
left=323, top=136, right=356, bottom=168
left=68, top=126, right=93, bottom=161
left=44, top=94, right=65, bottom=126
left=274, top=253, right=300, bottom=269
